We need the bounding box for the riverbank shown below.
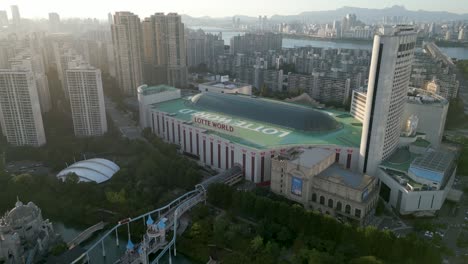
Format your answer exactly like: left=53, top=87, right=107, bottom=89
left=435, top=40, right=468, bottom=48
left=282, top=33, right=373, bottom=45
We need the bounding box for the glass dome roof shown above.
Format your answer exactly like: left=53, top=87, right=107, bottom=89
left=188, top=93, right=341, bottom=133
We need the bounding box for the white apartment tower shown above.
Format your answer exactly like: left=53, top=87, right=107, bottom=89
left=10, top=5, right=20, bottom=25
left=9, top=53, right=51, bottom=113
left=66, top=61, right=107, bottom=137
left=149, top=13, right=188, bottom=87
left=0, top=68, right=46, bottom=146
left=111, top=12, right=143, bottom=96
left=48, top=12, right=61, bottom=32
left=54, top=46, right=82, bottom=97
left=0, top=10, right=8, bottom=27
left=359, top=26, right=417, bottom=175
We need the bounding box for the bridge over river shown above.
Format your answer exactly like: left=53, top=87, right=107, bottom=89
left=71, top=165, right=243, bottom=264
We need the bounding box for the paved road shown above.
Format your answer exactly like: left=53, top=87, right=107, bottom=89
left=105, top=97, right=143, bottom=140
left=437, top=176, right=468, bottom=263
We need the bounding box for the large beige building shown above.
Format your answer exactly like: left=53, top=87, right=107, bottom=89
left=111, top=12, right=144, bottom=96
left=271, top=148, right=378, bottom=225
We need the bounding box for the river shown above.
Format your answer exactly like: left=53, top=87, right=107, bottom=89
left=189, top=26, right=468, bottom=60
left=282, top=39, right=468, bottom=60
left=53, top=222, right=192, bottom=264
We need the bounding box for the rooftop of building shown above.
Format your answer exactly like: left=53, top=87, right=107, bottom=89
left=138, top=84, right=178, bottom=96
left=150, top=93, right=362, bottom=150
left=411, top=150, right=455, bottom=174
left=56, top=158, right=120, bottom=184
left=412, top=138, right=431, bottom=148
left=407, top=87, right=448, bottom=106
left=379, top=147, right=420, bottom=173
left=289, top=148, right=335, bottom=167
left=380, top=147, right=457, bottom=188
left=316, top=164, right=374, bottom=190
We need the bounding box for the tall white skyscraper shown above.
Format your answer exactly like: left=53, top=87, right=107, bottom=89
left=0, top=68, right=46, bottom=146
left=359, top=26, right=417, bottom=175
left=66, top=61, right=107, bottom=137
left=111, top=12, right=143, bottom=96
left=10, top=5, right=20, bottom=25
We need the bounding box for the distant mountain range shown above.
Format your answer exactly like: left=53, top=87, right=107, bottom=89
left=182, top=6, right=468, bottom=26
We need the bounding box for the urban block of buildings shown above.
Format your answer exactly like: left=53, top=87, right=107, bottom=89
left=138, top=25, right=460, bottom=219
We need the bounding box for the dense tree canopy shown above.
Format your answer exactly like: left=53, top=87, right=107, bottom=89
left=204, top=184, right=442, bottom=264
left=1, top=127, right=202, bottom=227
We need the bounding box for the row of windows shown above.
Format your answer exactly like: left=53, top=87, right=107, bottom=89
left=311, top=193, right=362, bottom=218
left=154, top=113, right=267, bottom=182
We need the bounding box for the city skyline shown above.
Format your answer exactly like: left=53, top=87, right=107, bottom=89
left=0, top=0, right=468, bottom=19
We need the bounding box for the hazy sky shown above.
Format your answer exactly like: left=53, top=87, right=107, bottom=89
left=1, top=0, right=467, bottom=19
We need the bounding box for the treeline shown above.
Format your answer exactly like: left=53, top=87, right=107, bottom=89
left=207, top=184, right=442, bottom=264
left=458, top=60, right=468, bottom=79
left=1, top=129, right=202, bottom=227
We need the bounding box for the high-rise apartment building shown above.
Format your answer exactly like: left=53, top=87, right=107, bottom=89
left=0, top=68, right=46, bottom=146
left=0, top=41, right=13, bottom=68
left=0, top=11, right=8, bottom=27
left=48, top=13, right=61, bottom=32
left=9, top=52, right=51, bottom=113
left=10, top=5, right=20, bottom=25
left=66, top=61, right=107, bottom=137
left=146, top=12, right=188, bottom=88
left=111, top=12, right=143, bottom=96
left=141, top=17, right=155, bottom=84
left=186, top=29, right=224, bottom=69
left=54, top=47, right=82, bottom=97
left=359, top=26, right=417, bottom=175
left=107, top=13, right=113, bottom=25
left=186, top=29, right=206, bottom=68
left=186, top=29, right=224, bottom=71
left=230, top=33, right=282, bottom=54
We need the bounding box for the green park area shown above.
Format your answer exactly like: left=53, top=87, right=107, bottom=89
left=444, top=60, right=468, bottom=175
left=0, top=121, right=201, bottom=227
left=177, top=184, right=443, bottom=264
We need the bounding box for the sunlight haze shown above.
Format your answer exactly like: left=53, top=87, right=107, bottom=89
left=0, top=0, right=467, bottom=19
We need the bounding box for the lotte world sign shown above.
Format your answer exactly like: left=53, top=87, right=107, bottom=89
left=179, top=109, right=291, bottom=139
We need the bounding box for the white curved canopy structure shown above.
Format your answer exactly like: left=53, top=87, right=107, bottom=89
left=56, top=158, right=120, bottom=184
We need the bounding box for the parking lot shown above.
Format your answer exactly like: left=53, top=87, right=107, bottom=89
left=4, top=161, right=51, bottom=176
